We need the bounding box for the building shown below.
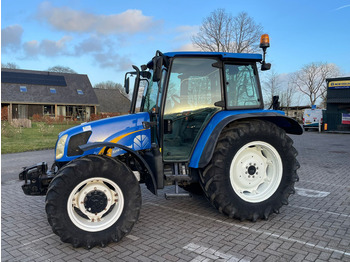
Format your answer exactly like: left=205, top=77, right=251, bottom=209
left=93, top=88, right=130, bottom=115
left=1, top=68, right=98, bottom=121
left=324, top=77, right=350, bottom=131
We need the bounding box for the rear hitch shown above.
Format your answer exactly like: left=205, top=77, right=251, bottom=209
left=19, top=162, right=56, bottom=195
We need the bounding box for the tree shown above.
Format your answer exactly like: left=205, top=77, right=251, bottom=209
left=94, top=81, right=123, bottom=90
left=291, top=62, right=341, bottom=106
left=94, top=81, right=127, bottom=97
left=280, top=82, right=294, bottom=114
left=192, top=9, right=263, bottom=53
left=232, top=12, right=264, bottom=53
left=263, top=70, right=281, bottom=108
left=1, top=62, right=19, bottom=69
left=47, top=65, right=77, bottom=74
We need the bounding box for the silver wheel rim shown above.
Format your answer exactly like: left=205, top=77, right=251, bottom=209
left=230, top=141, right=283, bottom=203
left=67, top=177, right=124, bottom=232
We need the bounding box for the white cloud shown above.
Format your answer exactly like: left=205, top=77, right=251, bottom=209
left=37, top=2, right=158, bottom=35
left=93, top=52, right=132, bottom=71
left=23, top=36, right=72, bottom=57
left=334, top=4, right=350, bottom=11
left=74, top=36, right=105, bottom=55
left=171, top=25, right=201, bottom=51
left=174, top=43, right=201, bottom=51
left=1, top=24, right=23, bottom=50
left=41, top=36, right=72, bottom=56
left=174, top=25, right=199, bottom=42
left=23, top=40, right=40, bottom=57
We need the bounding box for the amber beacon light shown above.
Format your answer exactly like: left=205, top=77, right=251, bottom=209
left=259, top=34, right=271, bottom=71
left=260, top=34, right=270, bottom=48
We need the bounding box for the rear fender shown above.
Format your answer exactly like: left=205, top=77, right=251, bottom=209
left=189, top=110, right=303, bottom=169
left=80, top=142, right=157, bottom=195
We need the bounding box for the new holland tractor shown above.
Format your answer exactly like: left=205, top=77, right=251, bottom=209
left=19, top=35, right=302, bottom=248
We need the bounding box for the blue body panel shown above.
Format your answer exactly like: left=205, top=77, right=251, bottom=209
left=189, top=109, right=285, bottom=168
left=164, top=51, right=262, bottom=61
left=56, top=112, right=151, bottom=163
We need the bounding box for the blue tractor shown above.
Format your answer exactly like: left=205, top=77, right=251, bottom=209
left=20, top=35, right=302, bottom=248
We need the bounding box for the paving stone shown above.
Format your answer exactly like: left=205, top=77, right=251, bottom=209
left=1, top=132, right=350, bottom=261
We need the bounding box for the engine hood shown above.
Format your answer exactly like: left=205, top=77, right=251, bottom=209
left=56, top=112, right=151, bottom=162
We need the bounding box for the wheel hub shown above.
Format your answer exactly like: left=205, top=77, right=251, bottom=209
left=247, top=165, right=257, bottom=175
left=84, top=190, right=108, bottom=214
left=68, top=178, right=124, bottom=231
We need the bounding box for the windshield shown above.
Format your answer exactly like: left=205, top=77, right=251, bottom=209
left=164, top=57, right=221, bottom=115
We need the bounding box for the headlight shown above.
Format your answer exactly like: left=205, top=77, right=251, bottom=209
left=56, top=134, right=68, bottom=160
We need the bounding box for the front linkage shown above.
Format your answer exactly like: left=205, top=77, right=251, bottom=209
left=19, top=162, right=56, bottom=195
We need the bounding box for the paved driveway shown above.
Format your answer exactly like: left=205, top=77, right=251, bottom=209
left=1, top=132, right=350, bottom=261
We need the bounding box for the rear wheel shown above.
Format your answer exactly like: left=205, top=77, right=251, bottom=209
left=46, top=155, right=141, bottom=248
left=179, top=183, right=203, bottom=195
left=200, top=120, right=299, bottom=221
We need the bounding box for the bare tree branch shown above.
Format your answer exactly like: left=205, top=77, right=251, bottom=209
left=262, top=70, right=280, bottom=108
left=291, top=62, right=341, bottom=106
left=1, top=62, right=19, bottom=69
left=192, top=10, right=263, bottom=53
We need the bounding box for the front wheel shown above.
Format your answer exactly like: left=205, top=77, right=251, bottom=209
left=45, top=155, right=141, bottom=248
left=200, top=120, right=299, bottom=221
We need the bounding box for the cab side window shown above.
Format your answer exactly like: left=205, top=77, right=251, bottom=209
left=225, top=64, right=261, bottom=108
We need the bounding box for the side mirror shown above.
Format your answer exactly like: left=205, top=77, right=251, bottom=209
left=124, top=77, right=130, bottom=94
left=272, top=95, right=280, bottom=110
left=152, top=56, right=163, bottom=82
left=261, top=62, right=271, bottom=71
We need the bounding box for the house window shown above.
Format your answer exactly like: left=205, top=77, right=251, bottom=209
left=20, top=86, right=27, bottom=92
left=50, top=88, right=56, bottom=94
left=44, top=105, right=55, bottom=116
left=77, top=89, right=83, bottom=95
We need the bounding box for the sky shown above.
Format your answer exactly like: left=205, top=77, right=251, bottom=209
left=2, top=0, right=350, bottom=89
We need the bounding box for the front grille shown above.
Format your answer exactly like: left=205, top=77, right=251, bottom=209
left=67, top=131, right=92, bottom=156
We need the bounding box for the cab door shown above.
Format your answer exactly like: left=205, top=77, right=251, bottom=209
left=162, top=57, right=222, bottom=161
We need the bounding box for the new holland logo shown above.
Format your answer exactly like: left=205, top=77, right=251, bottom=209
left=133, top=135, right=150, bottom=150
left=329, top=80, right=350, bottom=89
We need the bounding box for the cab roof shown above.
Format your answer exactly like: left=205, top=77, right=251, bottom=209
left=164, top=51, right=262, bottom=61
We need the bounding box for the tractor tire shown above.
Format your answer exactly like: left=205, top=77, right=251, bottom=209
left=179, top=183, right=203, bottom=195
left=200, top=120, right=299, bottom=222
left=45, top=155, right=141, bottom=249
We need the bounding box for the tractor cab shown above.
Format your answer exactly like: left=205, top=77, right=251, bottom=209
left=125, top=51, right=265, bottom=164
